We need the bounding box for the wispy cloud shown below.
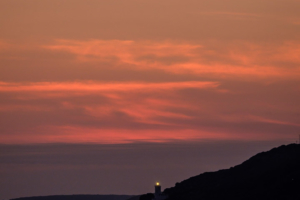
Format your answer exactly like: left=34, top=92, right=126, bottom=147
left=0, top=79, right=299, bottom=144
left=0, top=81, right=219, bottom=92
left=193, top=11, right=261, bottom=19
left=1, top=40, right=300, bottom=144
left=44, top=40, right=300, bottom=79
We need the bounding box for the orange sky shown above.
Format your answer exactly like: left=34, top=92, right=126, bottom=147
left=0, top=0, right=300, bottom=144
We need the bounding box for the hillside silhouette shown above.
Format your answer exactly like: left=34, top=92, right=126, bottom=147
left=163, top=143, right=300, bottom=200
left=10, top=195, right=133, bottom=200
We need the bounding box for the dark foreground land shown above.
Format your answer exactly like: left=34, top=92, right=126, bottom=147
left=162, top=143, right=300, bottom=200
left=10, top=195, right=133, bottom=200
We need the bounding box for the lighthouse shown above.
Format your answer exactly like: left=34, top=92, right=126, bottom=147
left=155, top=182, right=161, bottom=197
left=152, top=182, right=168, bottom=200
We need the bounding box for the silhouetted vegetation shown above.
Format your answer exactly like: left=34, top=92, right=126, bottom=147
left=163, top=144, right=300, bottom=200
left=139, top=193, right=154, bottom=200
left=10, top=195, right=133, bottom=200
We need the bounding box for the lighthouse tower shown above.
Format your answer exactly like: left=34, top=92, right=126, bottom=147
left=152, top=182, right=168, bottom=200
left=155, top=182, right=161, bottom=197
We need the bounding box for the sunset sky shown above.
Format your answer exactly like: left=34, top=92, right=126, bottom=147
left=1, top=0, right=300, bottom=199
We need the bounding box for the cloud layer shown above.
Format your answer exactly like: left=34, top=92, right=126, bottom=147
left=1, top=0, right=300, bottom=144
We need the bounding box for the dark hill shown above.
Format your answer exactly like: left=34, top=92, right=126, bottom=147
left=10, top=195, right=133, bottom=200
left=163, top=144, right=300, bottom=200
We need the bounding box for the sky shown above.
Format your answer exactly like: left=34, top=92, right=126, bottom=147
left=0, top=0, right=300, bottom=199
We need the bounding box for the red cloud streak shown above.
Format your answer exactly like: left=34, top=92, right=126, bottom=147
left=0, top=81, right=219, bottom=92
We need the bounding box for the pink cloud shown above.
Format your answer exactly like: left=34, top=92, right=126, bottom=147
left=248, top=115, right=300, bottom=127
left=0, top=79, right=298, bottom=144
left=44, top=39, right=300, bottom=79
left=0, top=81, right=218, bottom=134
left=1, top=40, right=299, bottom=144
left=0, top=81, right=219, bottom=92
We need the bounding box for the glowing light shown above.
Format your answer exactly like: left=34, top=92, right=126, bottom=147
left=156, top=182, right=160, bottom=186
